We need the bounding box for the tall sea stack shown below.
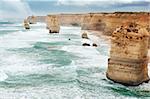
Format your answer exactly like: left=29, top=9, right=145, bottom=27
left=106, top=23, right=150, bottom=86
left=46, top=15, right=60, bottom=33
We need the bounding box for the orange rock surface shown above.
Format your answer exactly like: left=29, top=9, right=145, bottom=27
left=107, top=23, right=150, bottom=86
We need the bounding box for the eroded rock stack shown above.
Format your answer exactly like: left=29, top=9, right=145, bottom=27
left=46, top=15, right=60, bottom=33
left=82, top=32, right=89, bottom=39
left=23, top=19, right=30, bottom=29
left=106, top=23, right=150, bottom=86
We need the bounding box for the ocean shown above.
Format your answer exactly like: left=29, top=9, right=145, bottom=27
left=0, top=21, right=150, bottom=99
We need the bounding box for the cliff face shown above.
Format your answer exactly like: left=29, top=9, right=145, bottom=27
left=27, top=16, right=46, bottom=23
left=27, top=14, right=83, bottom=26
left=27, top=12, right=150, bottom=48
left=147, top=25, right=150, bottom=48
left=36, top=16, right=46, bottom=23
left=59, top=14, right=83, bottom=26
left=26, top=12, right=150, bottom=46
left=27, top=12, right=149, bottom=33
left=81, top=13, right=150, bottom=36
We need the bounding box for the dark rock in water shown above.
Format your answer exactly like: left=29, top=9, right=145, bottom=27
left=82, top=43, right=90, bottom=46
left=68, top=38, right=71, bottom=40
left=92, top=43, right=97, bottom=47
left=24, top=24, right=30, bottom=30
left=49, top=30, right=59, bottom=34
left=25, top=27, right=30, bottom=29
left=29, top=22, right=34, bottom=24
left=49, top=30, right=51, bottom=33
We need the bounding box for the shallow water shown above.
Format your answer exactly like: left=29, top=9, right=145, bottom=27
left=0, top=22, right=150, bottom=99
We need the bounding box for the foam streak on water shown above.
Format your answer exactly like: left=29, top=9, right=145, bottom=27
left=0, top=22, right=150, bottom=99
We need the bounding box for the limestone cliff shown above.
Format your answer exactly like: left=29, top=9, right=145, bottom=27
left=26, top=12, right=149, bottom=33
left=60, top=14, right=83, bottom=26
left=81, top=12, right=150, bottom=36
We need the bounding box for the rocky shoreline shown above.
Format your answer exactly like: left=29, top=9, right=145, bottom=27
left=24, top=13, right=150, bottom=86
left=25, top=13, right=150, bottom=69
left=25, top=12, right=150, bottom=63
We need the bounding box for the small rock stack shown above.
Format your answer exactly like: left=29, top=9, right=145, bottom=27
left=82, top=32, right=89, bottom=39
left=81, top=32, right=98, bottom=47
left=106, top=23, right=150, bottom=86
left=23, top=19, right=30, bottom=29
left=81, top=32, right=90, bottom=46
left=46, top=15, right=60, bottom=33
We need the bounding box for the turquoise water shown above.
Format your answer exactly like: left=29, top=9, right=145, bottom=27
left=0, top=22, right=150, bottom=99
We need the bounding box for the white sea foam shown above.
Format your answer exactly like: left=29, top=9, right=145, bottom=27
left=61, top=45, right=108, bottom=68
left=81, top=38, right=93, bottom=45
left=0, top=23, right=149, bottom=99
left=0, top=26, right=49, bottom=48
left=0, top=71, right=8, bottom=81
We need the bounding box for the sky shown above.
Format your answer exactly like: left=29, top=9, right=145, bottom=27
left=0, top=0, right=150, bottom=20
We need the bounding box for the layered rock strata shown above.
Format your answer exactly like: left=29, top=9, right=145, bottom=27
left=106, top=23, right=150, bottom=86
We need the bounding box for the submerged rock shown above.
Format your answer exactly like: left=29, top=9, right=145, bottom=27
left=92, top=43, right=97, bottom=47
left=49, top=29, right=58, bottom=33
left=82, top=43, right=90, bottom=46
